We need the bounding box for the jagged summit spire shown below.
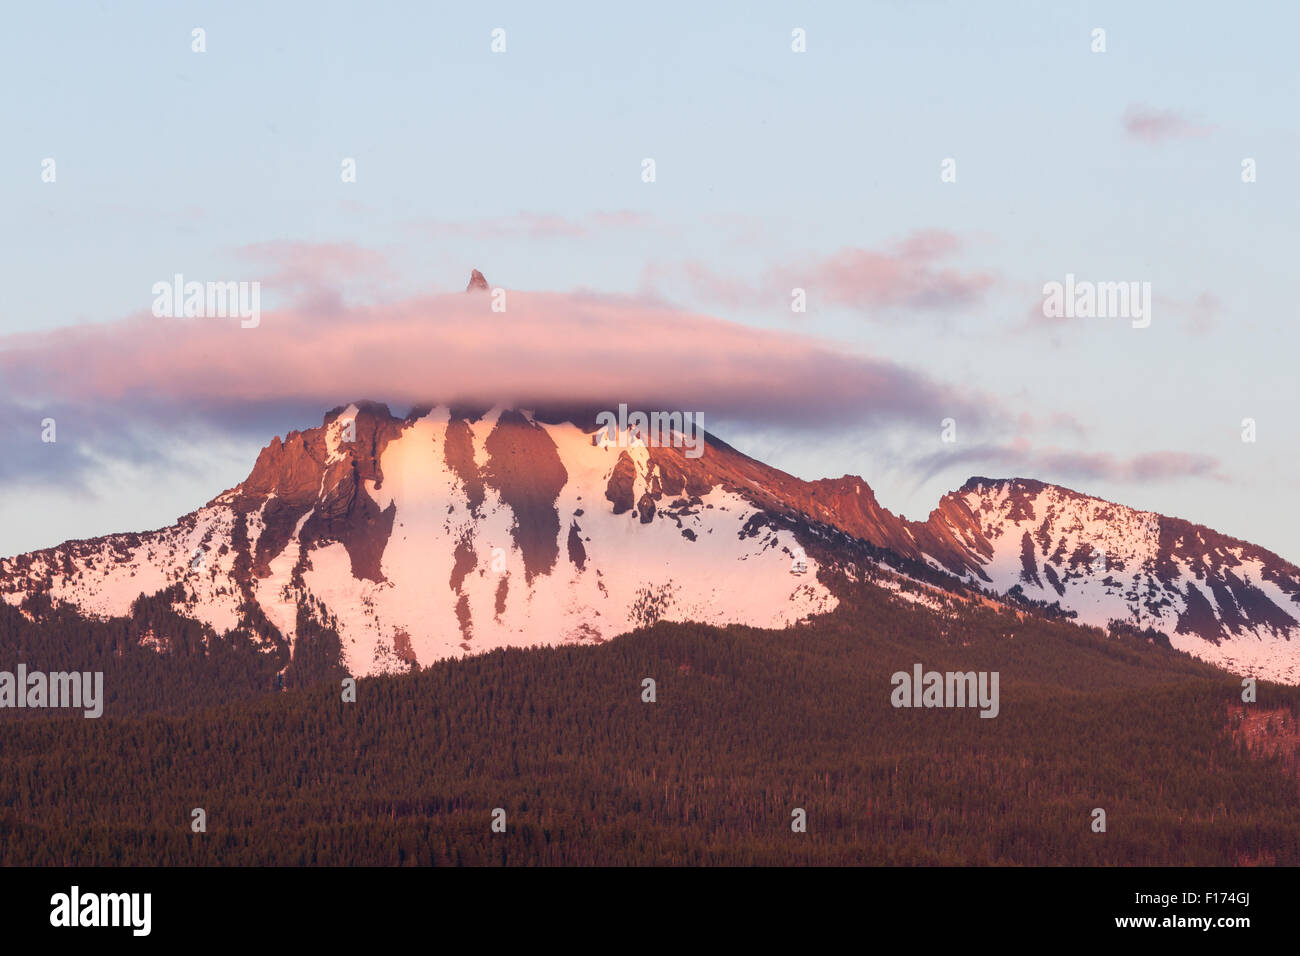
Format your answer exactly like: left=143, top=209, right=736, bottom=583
left=466, top=269, right=489, bottom=292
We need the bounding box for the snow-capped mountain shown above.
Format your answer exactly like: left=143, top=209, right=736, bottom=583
left=2, top=404, right=1298, bottom=683
left=923, top=477, right=1300, bottom=682
left=0, top=402, right=838, bottom=675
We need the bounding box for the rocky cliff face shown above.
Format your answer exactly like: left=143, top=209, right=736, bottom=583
left=0, top=404, right=840, bottom=675
left=928, top=477, right=1300, bottom=681
left=3, top=407, right=1299, bottom=682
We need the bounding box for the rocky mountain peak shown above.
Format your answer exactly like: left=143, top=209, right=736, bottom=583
left=4, top=404, right=1300, bottom=683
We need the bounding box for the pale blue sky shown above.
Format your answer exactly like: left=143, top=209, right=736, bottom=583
left=2, top=1, right=1297, bottom=560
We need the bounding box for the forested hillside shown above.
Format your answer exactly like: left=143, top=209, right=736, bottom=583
left=2, top=579, right=1298, bottom=865
left=0, top=588, right=345, bottom=717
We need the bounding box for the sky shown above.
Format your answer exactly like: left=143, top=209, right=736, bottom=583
left=1, top=1, right=1297, bottom=562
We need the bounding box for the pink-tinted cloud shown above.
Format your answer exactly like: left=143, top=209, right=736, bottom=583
left=1019, top=284, right=1222, bottom=334
left=1183, top=291, right=1221, bottom=333
left=1044, top=411, right=1089, bottom=439
left=0, top=286, right=998, bottom=464
left=233, top=240, right=395, bottom=311
left=913, top=442, right=1223, bottom=486
left=678, top=261, right=764, bottom=310
left=1123, top=106, right=1214, bottom=144
left=647, top=231, right=996, bottom=315
left=1037, top=450, right=1224, bottom=483
left=793, top=235, right=995, bottom=311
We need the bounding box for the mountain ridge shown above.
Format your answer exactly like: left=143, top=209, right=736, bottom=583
left=3, top=401, right=1298, bottom=682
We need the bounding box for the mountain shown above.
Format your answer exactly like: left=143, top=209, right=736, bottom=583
left=9, top=589, right=1298, bottom=866
left=2, top=402, right=1298, bottom=683
left=928, top=478, right=1300, bottom=682
left=0, top=402, right=838, bottom=677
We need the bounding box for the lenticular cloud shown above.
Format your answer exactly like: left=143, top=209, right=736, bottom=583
left=0, top=288, right=988, bottom=431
